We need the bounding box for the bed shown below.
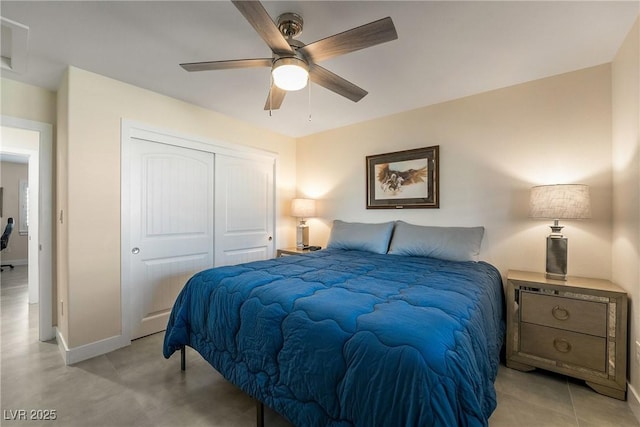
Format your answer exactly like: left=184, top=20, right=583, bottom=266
left=163, top=220, right=505, bottom=426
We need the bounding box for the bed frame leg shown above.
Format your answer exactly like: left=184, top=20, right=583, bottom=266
left=180, top=346, right=186, bottom=371
left=256, top=401, right=264, bottom=427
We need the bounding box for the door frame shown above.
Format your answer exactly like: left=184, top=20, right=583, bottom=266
left=1, top=115, right=54, bottom=341
left=121, top=119, right=277, bottom=341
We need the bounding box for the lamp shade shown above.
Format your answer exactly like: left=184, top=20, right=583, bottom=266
left=529, top=184, right=591, bottom=220
left=291, top=198, right=316, bottom=218
left=272, top=57, right=309, bottom=91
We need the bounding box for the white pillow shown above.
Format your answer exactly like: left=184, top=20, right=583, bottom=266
left=327, top=220, right=395, bottom=254
left=388, top=221, right=484, bottom=261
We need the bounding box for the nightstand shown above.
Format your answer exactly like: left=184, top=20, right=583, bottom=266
left=276, top=247, right=317, bottom=257
left=506, top=270, right=628, bottom=400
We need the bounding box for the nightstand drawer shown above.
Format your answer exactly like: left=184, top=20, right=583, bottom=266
left=521, top=291, right=607, bottom=337
left=520, top=323, right=607, bottom=372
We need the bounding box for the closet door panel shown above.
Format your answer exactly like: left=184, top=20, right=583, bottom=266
left=128, top=139, right=214, bottom=339
left=215, top=154, right=275, bottom=266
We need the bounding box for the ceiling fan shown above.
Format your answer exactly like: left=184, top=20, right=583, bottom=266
left=180, top=1, right=398, bottom=110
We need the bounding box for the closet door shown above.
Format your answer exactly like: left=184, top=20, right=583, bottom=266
left=214, top=154, right=274, bottom=266
left=128, top=139, right=214, bottom=339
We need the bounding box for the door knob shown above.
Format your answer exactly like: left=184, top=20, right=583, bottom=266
left=131, top=247, right=140, bottom=254
left=268, top=236, right=273, bottom=241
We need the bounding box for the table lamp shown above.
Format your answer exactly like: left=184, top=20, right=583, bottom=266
left=291, top=198, right=316, bottom=248
left=529, top=184, right=591, bottom=280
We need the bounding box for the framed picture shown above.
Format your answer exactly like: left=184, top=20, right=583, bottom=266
left=366, top=145, right=439, bottom=209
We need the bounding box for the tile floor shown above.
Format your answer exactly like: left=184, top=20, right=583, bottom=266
left=1, top=265, right=638, bottom=426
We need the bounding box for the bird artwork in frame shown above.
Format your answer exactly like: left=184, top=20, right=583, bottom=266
left=366, top=146, right=439, bottom=209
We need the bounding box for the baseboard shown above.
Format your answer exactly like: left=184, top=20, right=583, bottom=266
left=55, top=327, right=131, bottom=365
left=55, top=327, right=69, bottom=364
left=628, top=383, right=640, bottom=423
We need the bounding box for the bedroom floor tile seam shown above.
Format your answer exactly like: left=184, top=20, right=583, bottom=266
left=1, top=265, right=638, bottom=426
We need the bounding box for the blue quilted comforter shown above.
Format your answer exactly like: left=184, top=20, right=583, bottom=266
left=163, top=249, right=505, bottom=426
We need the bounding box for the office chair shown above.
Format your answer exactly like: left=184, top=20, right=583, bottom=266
left=1, top=218, right=15, bottom=272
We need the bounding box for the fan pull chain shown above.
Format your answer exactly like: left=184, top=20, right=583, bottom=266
left=308, top=78, right=312, bottom=122
left=268, top=74, right=273, bottom=117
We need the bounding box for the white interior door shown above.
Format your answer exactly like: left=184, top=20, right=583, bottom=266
left=215, top=154, right=274, bottom=266
left=129, top=139, right=214, bottom=339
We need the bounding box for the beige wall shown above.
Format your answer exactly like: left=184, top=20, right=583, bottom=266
left=297, top=65, right=613, bottom=280
left=1, top=78, right=57, bottom=124
left=56, top=72, right=70, bottom=342
left=0, top=161, right=28, bottom=262
left=612, top=17, right=640, bottom=407
left=61, top=67, right=297, bottom=348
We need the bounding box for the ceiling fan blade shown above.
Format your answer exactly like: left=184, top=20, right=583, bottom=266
left=232, top=1, right=294, bottom=55
left=180, top=58, right=272, bottom=72
left=310, top=65, right=368, bottom=103
left=263, top=85, right=287, bottom=110
left=299, top=17, right=397, bottom=63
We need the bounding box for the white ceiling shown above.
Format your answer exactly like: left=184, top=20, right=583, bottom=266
left=1, top=1, right=638, bottom=138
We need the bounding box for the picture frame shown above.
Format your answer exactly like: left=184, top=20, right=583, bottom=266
left=366, top=145, right=439, bottom=209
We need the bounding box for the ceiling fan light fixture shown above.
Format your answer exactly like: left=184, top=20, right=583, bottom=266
left=272, top=57, right=309, bottom=91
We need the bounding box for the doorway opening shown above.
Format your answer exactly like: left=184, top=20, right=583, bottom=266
left=1, top=116, right=54, bottom=341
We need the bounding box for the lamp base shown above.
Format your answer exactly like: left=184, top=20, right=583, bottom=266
left=296, top=223, right=309, bottom=249
left=546, top=235, right=567, bottom=281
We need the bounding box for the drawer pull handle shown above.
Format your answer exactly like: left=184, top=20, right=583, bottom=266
left=553, top=338, right=572, bottom=353
left=551, top=305, right=570, bottom=321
